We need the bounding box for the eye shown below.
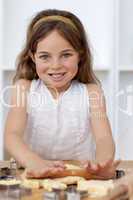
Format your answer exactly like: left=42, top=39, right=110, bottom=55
left=39, top=55, right=49, bottom=60
left=62, top=53, right=72, bottom=58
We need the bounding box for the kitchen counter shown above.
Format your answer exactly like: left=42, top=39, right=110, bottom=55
left=1, top=160, right=133, bottom=200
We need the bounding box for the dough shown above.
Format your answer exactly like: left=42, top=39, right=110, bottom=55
left=46, top=163, right=91, bottom=179
left=21, top=179, right=40, bottom=189
left=0, top=179, right=21, bottom=186
left=54, top=176, right=85, bottom=185
left=77, top=179, right=114, bottom=197
left=23, top=163, right=92, bottom=179
left=41, top=179, right=67, bottom=191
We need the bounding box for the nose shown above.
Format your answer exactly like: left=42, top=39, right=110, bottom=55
left=51, top=58, right=62, bottom=70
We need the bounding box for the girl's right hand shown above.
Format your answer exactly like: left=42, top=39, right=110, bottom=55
left=80, top=159, right=120, bottom=179
left=25, top=160, right=66, bottom=178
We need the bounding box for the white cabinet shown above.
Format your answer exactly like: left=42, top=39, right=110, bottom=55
left=0, top=0, right=4, bottom=159
left=0, top=0, right=133, bottom=160
left=117, top=0, right=133, bottom=159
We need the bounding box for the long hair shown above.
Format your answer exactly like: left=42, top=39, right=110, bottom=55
left=13, top=9, right=99, bottom=84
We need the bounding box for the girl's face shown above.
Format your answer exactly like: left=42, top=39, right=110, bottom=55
left=34, top=30, right=79, bottom=93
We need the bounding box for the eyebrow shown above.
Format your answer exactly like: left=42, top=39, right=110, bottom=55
left=61, top=49, right=75, bottom=53
left=37, top=49, right=75, bottom=54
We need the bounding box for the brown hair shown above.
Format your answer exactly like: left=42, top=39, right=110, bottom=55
left=13, top=9, right=99, bottom=84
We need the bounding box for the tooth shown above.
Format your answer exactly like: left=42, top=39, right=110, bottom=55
left=52, top=74, right=63, bottom=78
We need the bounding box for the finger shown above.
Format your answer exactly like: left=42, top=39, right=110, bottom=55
left=26, top=171, right=33, bottom=178
left=27, top=170, right=40, bottom=178
left=50, top=167, right=59, bottom=174
left=95, top=163, right=105, bottom=172
left=50, top=167, right=65, bottom=174
left=83, top=160, right=91, bottom=170
left=79, top=160, right=89, bottom=168
left=86, top=161, right=101, bottom=175
left=26, top=168, right=35, bottom=178
left=32, top=171, right=43, bottom=178
left=100, top=158, right=114, bottom=168
left=33, top=169, right=49, bottom=178
left=53, top=161, right=65, bottom=168
left=90, top=162, right=99, bottom=171
left=57, top=167, right=65, bottom=172
left=86, top=160, right=91, bottom=168
left=113, top=160, right=121, bottom=168
left=86, top=161, right=94, bottom=171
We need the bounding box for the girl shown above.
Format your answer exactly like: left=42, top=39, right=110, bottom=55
left=4, top=9, right=118, bottom=178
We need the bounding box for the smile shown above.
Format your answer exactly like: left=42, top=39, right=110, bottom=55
left=48, top=72, right=66, bottom=81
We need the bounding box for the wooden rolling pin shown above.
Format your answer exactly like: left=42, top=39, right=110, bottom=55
left=24, top=164, right=101, bottom=180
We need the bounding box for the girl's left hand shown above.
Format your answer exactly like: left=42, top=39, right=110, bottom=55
left=80, top=159, right=121, bottom=179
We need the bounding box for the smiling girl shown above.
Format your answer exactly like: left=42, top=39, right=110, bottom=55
left=4, top=9, right=118, bottom=179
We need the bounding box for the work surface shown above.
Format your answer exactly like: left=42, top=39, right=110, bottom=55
left=1, top=160, right=133, bottom=200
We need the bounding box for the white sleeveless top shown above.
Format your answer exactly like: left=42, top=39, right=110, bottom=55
left=25, top=79, right=95, bottom=160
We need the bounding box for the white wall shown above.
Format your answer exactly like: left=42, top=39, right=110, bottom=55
left=0, top=0, right=3, bottom=64
left=119, top=0, right=133, bottom=65
left=0, top=0, right=4, bottom=159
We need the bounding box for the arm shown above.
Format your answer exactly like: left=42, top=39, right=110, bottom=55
left=4, top=79, right=65, bottom=177
left=4, top=79, right=44, bottom=167
left=87, top=84, right=115, bottom=163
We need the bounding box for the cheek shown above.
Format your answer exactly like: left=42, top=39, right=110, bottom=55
left=35, top=64, right=48, bottom=78
left=64, top=60, right=79, bottom=73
